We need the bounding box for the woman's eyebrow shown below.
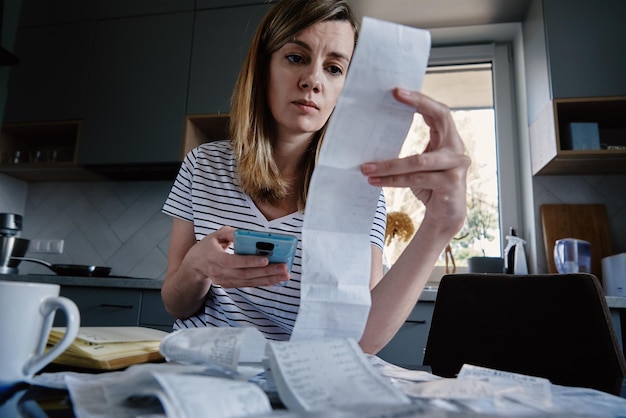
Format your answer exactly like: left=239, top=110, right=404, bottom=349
left=288, top=39, right=351, bottom=63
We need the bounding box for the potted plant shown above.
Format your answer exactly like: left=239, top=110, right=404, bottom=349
left=457, top=190, right=503, bottom=273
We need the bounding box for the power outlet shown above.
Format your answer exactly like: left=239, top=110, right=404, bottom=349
left=29, top=239, right=64, bottom=254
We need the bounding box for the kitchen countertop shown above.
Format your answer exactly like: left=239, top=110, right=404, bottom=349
left=0, top=273, right=163, bottom=290
left=421, top=285, right=626, bottom=308
left=1, top=274, right=625, bottom=309
left=607, top=296, right=626, bottom=309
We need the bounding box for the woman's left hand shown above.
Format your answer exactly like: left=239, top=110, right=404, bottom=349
left=360, top=88, right=470, bottom=239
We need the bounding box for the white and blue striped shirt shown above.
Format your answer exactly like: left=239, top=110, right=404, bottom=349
left=163, top=140, right=386, bottom=340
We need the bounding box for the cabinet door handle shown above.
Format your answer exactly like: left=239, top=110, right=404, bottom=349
left=98, top=304, right=134, bottom=309
left=406, top=320, right=427, bottom=324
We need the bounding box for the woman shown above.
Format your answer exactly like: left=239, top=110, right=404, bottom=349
left=162, top=0, right=469, bottom=355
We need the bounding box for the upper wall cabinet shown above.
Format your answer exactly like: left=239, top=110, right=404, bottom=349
left=1, top=22, right=99, bottom=180
left=17, top=0, right=194, bottom=27
left=186, top=4, right=270, bottom=115
left=542, top=1, right=626, bottom=101
left=524, top=0, right=626, bottom=175
left=1, top=1, right=269, bottom=180
left=77, top=12, right=193, bottom=166
left=4, top=22, right=95, bottom=123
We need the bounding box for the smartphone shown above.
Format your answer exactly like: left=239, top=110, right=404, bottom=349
left=233, top=229, right=298, bottom=272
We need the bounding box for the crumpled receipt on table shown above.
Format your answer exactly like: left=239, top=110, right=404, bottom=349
left=291, top=17, right=431, bottom=341
left=65, top=363, right=272, bottom=418
left=159, top=327, right=267, bottom=371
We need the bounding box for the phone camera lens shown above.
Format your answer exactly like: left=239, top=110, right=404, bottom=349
left=256, top=241, right=274, bottom=256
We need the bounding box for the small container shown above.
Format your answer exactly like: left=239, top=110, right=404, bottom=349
left=468, top=256, right=504, bottom=273
left=554, top=238, right=590, bottom=274
left=503, top=228, right=528, bottom=274
left=0, top=213, right=23, bottom=236
left=602, top=253, right=626, bottom=296
left=12, top=150, right=22, bottom=164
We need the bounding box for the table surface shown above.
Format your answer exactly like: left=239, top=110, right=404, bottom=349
left=3, top=370, right=625, bottom=418
left=1, top=384, right=74, bottom=417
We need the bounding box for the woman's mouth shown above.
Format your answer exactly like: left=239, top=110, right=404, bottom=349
left=293, top=100, right=319, bottom=112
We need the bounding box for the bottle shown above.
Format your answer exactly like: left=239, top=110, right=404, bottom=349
left=503, top=228, right=528, bottom=274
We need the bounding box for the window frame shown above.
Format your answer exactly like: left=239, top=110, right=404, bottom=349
left=429, top=43, right=523, bottom=255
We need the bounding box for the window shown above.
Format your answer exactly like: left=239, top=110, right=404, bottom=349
left=383, top=44, right=522, bottom=283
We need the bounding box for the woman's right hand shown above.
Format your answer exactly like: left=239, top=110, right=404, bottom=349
left=162, top=221, right=289, bottom=319
left=185, top=226, right=290, bottom=288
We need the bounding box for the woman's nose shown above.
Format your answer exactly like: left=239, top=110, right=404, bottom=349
left=299, top=67, right=321, bottom=92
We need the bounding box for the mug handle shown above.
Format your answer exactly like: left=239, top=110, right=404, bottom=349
left=23, top=296, right=80, bottom=376
left=553, top=241, right=563, bottom=271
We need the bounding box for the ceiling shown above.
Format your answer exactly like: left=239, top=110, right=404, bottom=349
left=351, top=0, right=533, bottom=28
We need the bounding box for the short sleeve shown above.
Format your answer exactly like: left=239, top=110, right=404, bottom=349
left=162, top=149, right=196, bottom=222
left=370, top=190, right=386, bottom=250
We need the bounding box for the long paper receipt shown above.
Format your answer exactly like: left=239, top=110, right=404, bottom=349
left=292, top=17, right=431, bottom=340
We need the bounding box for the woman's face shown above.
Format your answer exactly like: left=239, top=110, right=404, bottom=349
left=267, top=20, right=355, bottom=141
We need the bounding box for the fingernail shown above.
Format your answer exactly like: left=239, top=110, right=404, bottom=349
left=361, top=163, right=377, bottom=174
left=396, top=87, right=411, bottom=97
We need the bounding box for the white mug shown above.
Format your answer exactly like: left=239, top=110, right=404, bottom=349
left=0, top=280, right=80, bottom=389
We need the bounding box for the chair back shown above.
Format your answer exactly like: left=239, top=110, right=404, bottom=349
left=423, top=273, right=626, bottom=395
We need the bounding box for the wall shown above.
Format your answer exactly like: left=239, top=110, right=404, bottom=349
left=16, top=180, right=173, bottom=279
left=4, top=7, right=625, bottom=281
left=523, top=0, right=626, bottom=273
left=0, top=0, right=21, bottom=121
left=533, top=175, right=626, bottom=273
left=0, top=172, right=26, bottom=214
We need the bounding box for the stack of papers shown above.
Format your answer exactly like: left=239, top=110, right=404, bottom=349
left=48, top=326, right=169, bottom=370
left=32, top=328, right=626, bottom=418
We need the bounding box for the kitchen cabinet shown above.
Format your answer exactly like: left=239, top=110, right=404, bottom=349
left=0, top=23, right=95, bottom=179
left=529, top=96, right=626, bottom=175
left=609, top=309, right=624, bottom=355
left=78, top=12, right=193, bottom=167
left=376, top=302, right=434, bottom=369
left=524, top=0, right=626, bottom=175
left=0, top=121, right=106, bottom=181
left=17, top=0, right=194, bottom=27
left=183, top=3, right=269, bottom=154
left=1, top=12, right=195, bottom=180
left=140, top=289, right=175, bottom=332
left=2, top=3, right=270, bottom=180
left=186, top=4, right=268, bottom=115
left=52, top=286, right=175, bottom=331
left=55, top=286, right=142, bottom=327
left=3, top=22, right=94, bottom=124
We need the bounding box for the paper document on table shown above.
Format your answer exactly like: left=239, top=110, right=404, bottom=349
left=266, top=338, right=410, bottom=412
left=65, top=363, right=273, bottom=418
left=292, top=17, right=431, bottom=340
left=399, top=364, right=554, bottom=415
left=159, top=327, right=267, bottom=370
left=154, top=373, right=272, bottom=418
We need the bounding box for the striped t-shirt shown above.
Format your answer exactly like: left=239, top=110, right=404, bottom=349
left=162, top=140, right=387, bottom=340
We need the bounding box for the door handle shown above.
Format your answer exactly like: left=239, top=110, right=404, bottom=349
left=98, top=304, right=133, bottom=309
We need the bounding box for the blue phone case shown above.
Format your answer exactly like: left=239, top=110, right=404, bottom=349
left=233, top=229, right=298, bottom=272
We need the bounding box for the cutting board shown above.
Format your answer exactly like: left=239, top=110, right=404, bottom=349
left=541, top=204, right=613, bottom=280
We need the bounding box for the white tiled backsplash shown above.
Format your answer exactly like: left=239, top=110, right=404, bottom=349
left=7, top=174, right=626, bottom=278
left=533, top=175, right=626, bottom=272
left=18, top=181, right=174, bottom=279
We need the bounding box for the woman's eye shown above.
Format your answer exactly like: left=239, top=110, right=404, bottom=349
left=286, top=54, right=304, bottom=64
left=327, top=65, right=343, bottom=76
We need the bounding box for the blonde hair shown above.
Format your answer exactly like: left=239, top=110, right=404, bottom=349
left=230, top=0, right=359, bottom=211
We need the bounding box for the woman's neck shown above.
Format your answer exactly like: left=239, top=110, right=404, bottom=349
left=252, top=131, right=313, bottom=220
